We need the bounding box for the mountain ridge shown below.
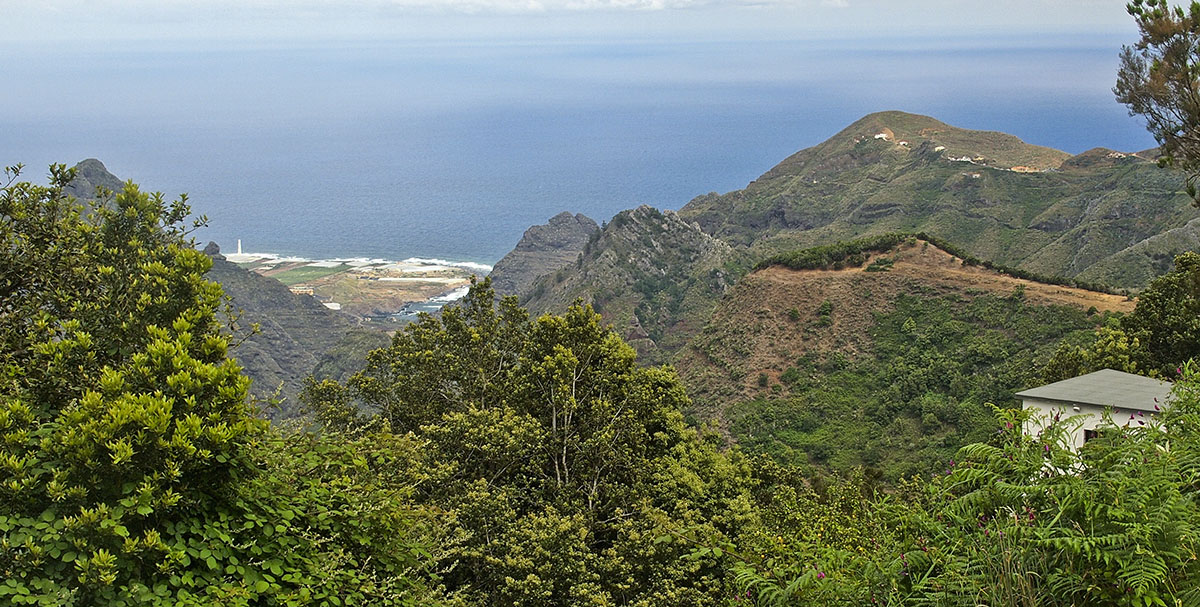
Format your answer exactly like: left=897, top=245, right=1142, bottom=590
left=494, top=110, right=1194, bottom=386
left=675, top=110, right=1198, bottom=288
left=521, top=205, right=745, bottom=362
left=676, top=237, right=1133, bottom=420
left=489, top=211, right=599, bottom=298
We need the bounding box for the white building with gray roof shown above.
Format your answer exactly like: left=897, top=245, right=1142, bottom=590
left=1016, top=368, right=1173, bottom=450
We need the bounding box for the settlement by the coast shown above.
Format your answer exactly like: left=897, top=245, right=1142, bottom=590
left=225, top=248, right=490, bottom=325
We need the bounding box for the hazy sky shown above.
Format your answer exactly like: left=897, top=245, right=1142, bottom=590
left=2, top=0, right=1137, bottom=43
left=0, top=0, right=1160, bottom=261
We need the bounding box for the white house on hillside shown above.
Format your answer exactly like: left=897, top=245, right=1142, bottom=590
left=1017, top=369, right=1173, bottom=450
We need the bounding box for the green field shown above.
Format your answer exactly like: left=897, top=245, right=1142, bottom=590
left=270, top=264, right=351, bottom=286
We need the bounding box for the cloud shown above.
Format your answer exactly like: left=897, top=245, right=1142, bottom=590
left=0, top=0, right=1136, bottom=43
left=2, top=0, right=807, bottom=16
left=310, top=0, right=806, bottom=11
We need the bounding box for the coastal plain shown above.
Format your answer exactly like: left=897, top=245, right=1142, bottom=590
left=228, top=253, right=486, bottom=324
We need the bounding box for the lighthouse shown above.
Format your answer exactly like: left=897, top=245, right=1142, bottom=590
left=237, top=239, right=242, bottom=255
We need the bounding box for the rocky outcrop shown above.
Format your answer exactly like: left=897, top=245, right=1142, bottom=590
left=521, top=205, right=743, bottom=362
left=64, top=158, right=126, bottom=200
left=489, top=212, right=599, bottom=298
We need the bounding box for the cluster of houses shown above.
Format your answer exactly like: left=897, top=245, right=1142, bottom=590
left=866, top=130, right=1056, bottom=174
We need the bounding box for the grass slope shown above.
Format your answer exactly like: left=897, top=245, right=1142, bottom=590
left=676, top=238, right=1133, bottom=479
left=678, top=111, right=1199, bottom=289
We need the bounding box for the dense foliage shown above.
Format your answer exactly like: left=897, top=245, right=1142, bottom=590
left=304, top=280, right=756, bottom=606
left=0, top=166, right=445, bottom=606
left=1117, top=0, right=1200, bottom=203
left=729, top=290, right=1104, bottom=480
left=1045, top=251, right=1200, bottom=380
left=731, top=370, right=1200, bottom=606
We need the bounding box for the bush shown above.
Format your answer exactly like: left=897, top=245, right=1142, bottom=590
left=0, top=165, right=445, bottom=605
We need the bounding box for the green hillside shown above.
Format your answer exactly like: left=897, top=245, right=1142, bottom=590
left=204, top=248, right=389, bottom=414
left=521, top=205, right=751, bottom=363
left=507, top=112, right=1198, bottom=380
left=675, top=238, right=1132, bottom=478
left=678, top=111, right=1200, bottom=289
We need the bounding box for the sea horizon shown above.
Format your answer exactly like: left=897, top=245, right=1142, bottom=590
left=4, top=34, right=1158, bottom=264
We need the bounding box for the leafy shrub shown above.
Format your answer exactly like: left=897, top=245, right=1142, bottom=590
left=0, top=166, right=446, bottom=606
left=732, top=370, right=1200, bottom=606
left=865, top=257, right=895, bottom=272
left=304, top=280, right=754, bottom=606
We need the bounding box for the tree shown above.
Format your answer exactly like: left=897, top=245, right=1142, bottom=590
left=1044, top=251, right=1200, bottom=381
left=1116, top=0, right=1200, bottom=203
left=0, top=165, right=445, bottom=606
left=304, top=280, right=753, bottom=606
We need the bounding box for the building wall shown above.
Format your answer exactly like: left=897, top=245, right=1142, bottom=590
left=1021, top=398, right=1148, bottom=450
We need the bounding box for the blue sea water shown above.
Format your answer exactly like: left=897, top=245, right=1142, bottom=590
left=1, top=35, right=1157, bottom=265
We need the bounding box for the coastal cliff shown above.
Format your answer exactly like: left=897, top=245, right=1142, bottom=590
left=489, top=211, right=599, bottom=297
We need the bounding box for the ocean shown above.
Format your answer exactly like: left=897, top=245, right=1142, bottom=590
left=1, top=34, right=1157, bottom=265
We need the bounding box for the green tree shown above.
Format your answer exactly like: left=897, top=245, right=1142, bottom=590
left=1116, top=0, right=1200, bottom=203
left=735, top=393, right=1200, bottom=606
left=1045, top=251, right=1200, bottom=380
left=0, top=165, right=444, bottom=606
left=305, top=280, right=752, bottom=606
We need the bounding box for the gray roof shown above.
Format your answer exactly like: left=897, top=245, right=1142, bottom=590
left=1015, top=368, right=1173, bottom=412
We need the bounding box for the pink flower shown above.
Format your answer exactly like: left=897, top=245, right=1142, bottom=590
left=817, top=572, right=825, bottom=580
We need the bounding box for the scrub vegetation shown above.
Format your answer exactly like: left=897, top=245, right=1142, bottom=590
left=6, top=164, right=1200, bottom=606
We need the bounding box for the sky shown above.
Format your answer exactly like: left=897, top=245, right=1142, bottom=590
left=1, top=0, right=1138, bottom=44
left=0, top=0, right=1164, bottom=261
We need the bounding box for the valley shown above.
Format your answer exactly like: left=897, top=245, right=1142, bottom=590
left=14, top=2, right=1200, bottom=602
left=18, top=105, right=1200, bottom=606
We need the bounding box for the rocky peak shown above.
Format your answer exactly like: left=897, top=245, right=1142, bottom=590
left=203, top=241, right=225, bottom=260
left=489, top=211, right=599, bottom=297
left=521, top=204, right=740, bottom=362
left=64, top=158, right=126, bottom=201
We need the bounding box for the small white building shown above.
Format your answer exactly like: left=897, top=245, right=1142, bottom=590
left=1017, top=369, right=1172, bottom=450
